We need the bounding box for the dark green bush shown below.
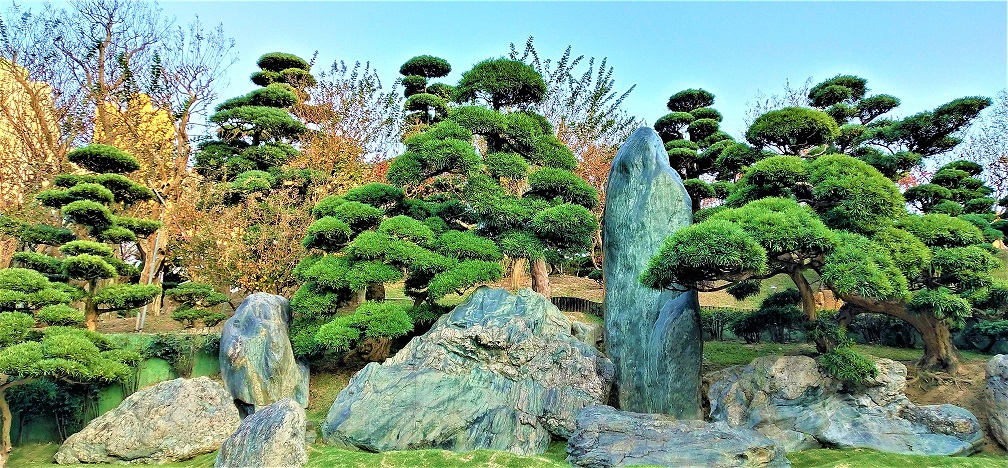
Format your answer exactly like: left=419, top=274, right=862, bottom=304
left=399, top=55, right=451, bottom=78
left=256, top=52, right=310, bottom=73
left=818, top=347, right=877, bottom=385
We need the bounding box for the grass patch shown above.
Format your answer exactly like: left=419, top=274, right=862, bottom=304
left=789, top=448, right=1006, bottom=467
left=703, top=341, right=814, bottom=367
left=302, top=443, right=571, bottom=468
left=306, top=371, right=354, bottom=424
left=10, top=443, right=218, bottom=467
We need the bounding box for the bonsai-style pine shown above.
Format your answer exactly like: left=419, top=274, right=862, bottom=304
left=290, top=182, right=503, bottom=360
left=400, top=55, right=453, bottom=125
left=388, top=56, right=599, bottom=298
left=0, top=267, right=138, bottom=462
left=641, top=75, right=996, bottom=372
left=25, top=144, right=162, bottom=331
left=194, top=52, right=312, bottom=201
left=653, top=88, right=761, bottom=211
left=166, top=282, right=230, bottom=329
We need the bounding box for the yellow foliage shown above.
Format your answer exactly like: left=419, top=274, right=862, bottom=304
left=93, top=94, right=177, bottom=175
left=0, top=62, right=63, bottom=211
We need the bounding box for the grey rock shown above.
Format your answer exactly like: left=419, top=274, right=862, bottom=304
left=55, top=377, right=239, bottom=464
left=603, top=126, right=701, bottom=418
left=215, top=398, right=307, bottom=468
left=220, top=293, right=309, bottom=413
left=985, top=354, right=1008, bottom=448
left=571, top=320, right=603, bottom=349
left=708, top=355, right=983, bottom=456
left=322, top=287, right=614, bottom=455
left=567, top=405, right=790, bottom=468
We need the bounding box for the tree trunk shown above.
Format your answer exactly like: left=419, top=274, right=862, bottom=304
left=510, top=257, right=527, bottom=291
left=837, top=293, right=961, bottom=373
left=85, top=280, right=98, bottom=332
left=916, top=314, right=961, bottom=373
left=791, top=270, right=829, bottom=352
left=1, top=389, right=11, bottom=464
left=530, top=257, right=551, bottom=299
left=365, top=283, right=385, bottom=301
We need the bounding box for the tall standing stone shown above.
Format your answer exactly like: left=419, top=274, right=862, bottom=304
left=603, top=127, right=701, bottom=418
left=220, top=293, right=309, bottom=415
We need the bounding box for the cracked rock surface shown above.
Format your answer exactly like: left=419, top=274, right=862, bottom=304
left=55, top=377, right=239, bottom=464
left=986, top=354, right=1008, bottom=449
left=566, top=405, right=790, bottom=468
left=321, top=287, right=614, bottom=455
left=707, top=355, right=983, bottom=456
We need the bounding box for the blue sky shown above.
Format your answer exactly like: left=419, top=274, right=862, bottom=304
left=158, top=1, right=1007, bottom=138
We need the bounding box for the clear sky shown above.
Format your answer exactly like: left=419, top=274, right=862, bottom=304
left=157, top=1, right=1008, bottom=138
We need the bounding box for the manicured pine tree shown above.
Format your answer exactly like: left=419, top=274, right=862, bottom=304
left=291, top=181, right=503, bottom=361
left=0, top=267, right=139, bottom=462
left=653, top=88, right=762, bottom=212
left=24, top=144, right=163, bottom=331
left=400, top=55, right=454, bottom=126
left=165, top=282, right=230, bottom=329
left=389, top=57, right=599, bottom=299
left=194, top=52, right=313, bottom=201
left=640, top=76, right=997, bottom=372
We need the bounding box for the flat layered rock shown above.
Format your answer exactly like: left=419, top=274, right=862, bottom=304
left=567, top=405, right=790, bottom=468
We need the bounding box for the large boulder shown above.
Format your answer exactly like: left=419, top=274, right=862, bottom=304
left=986, top=354, right=1008, bottom=448
left=220, top=292, right=309, bottom=413
left=708, top=355, right=984, bottom=456
left=55, top=377, right=240, bottom=464
left=322, top=287, right=614, bottom=455
left=215, top=398, right=307, bottom=468
left=603, top=126, right=701, bottom=418
left=567, top=405, right=790, bottom=468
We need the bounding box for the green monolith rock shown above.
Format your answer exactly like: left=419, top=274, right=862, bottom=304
left=603, top=127, right=701, bottom=418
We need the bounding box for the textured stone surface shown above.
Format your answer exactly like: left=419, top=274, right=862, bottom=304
left=603, top=126, right=701, bottom=418
left=708, top=355, right=984, bottom=456
left=55, top=377, right=239, bottom=464
left=567, top=405, right=790, bottom=468
left=986, top=354, right=1008, bottom=448
left=322, top=287, right=614, bottom=455
left=220, top=292, right=309, bottom=413
left=215, top=398, right=307, bottom=468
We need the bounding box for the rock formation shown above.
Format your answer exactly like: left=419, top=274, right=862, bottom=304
left=986, top=354, right=1008, bottom=448
left=220, top=293, right=309, bottom=414
left=708, top=355, right=984, bottom=456
left=567, top=405, right=790, bottom=468
left=603, top=126, right=701, bottom=418
left=322, top=287, right=614, bottom=455
left=55, top=377, right=239, bottom=464
left=215, top=398, right=307, bottom=468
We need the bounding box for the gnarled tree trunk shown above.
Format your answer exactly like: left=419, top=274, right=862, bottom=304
left=838, top=294, right=961, bottom=373
left=510, top=257, right=526, bottom=290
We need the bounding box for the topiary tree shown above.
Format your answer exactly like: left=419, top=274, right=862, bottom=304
left=0, top=267, right=139, bottom=463
left=642, top=144, right=1001, bottom=372
left=22, top=144, right=162, bottom=331
left=399, top=55, right=453, bottom=126
left=290, top=182, right=503, bottom=361
left=165, top=282, right=229, bottom=329
left=194, top=52, right=313, bottom=201
left=803, top=74, right=990, bottom=181
left=387, top=56, right=598, bottom=298
left=652, top=88, right=759, bottom=211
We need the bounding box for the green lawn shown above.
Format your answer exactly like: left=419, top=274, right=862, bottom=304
left=788, top=448, right=1007, bottom=468
left=15, top=443, right=1008, bottom=468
